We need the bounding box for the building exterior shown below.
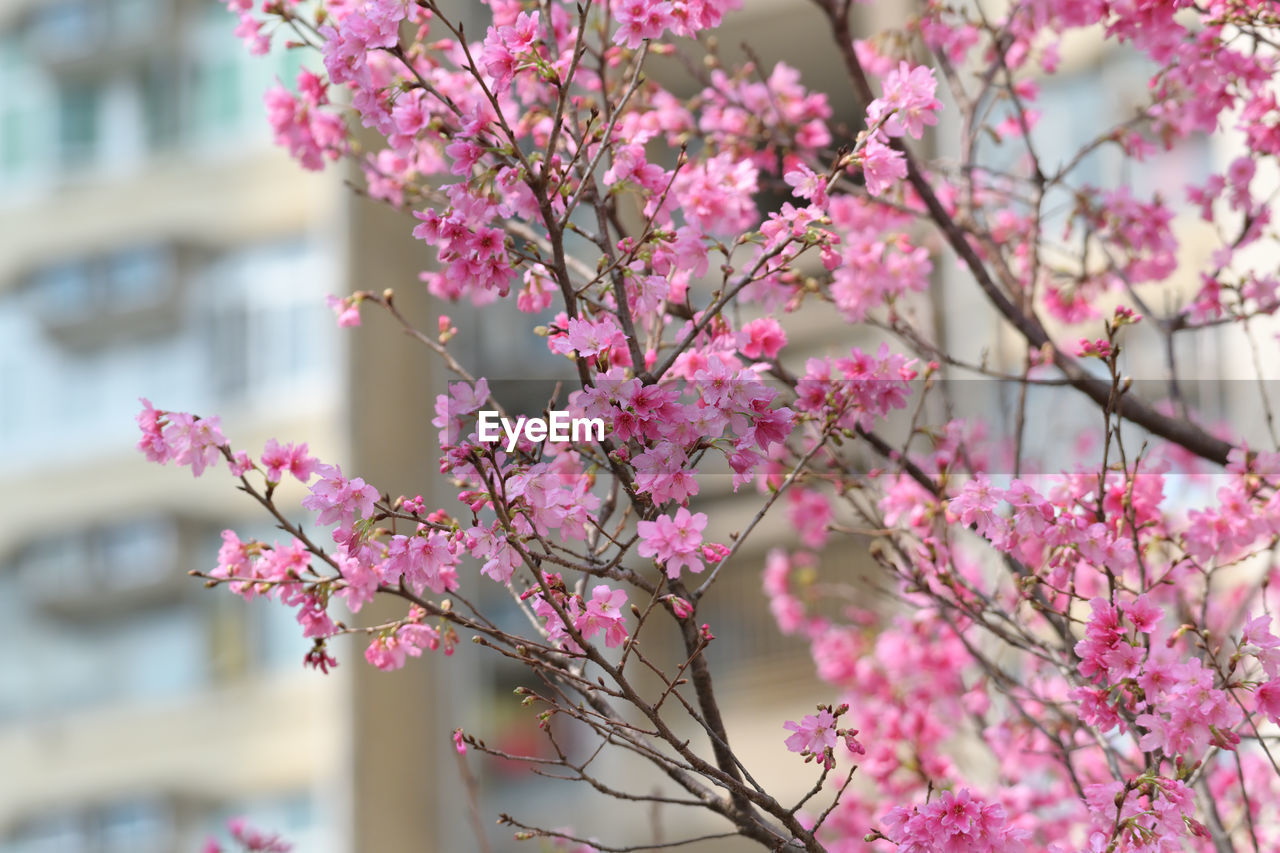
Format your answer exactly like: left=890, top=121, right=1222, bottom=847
left=0, top=1, right=428, bottom=850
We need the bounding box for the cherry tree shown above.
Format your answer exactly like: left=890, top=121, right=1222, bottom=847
left=149, top=0, right=1280, bottom=851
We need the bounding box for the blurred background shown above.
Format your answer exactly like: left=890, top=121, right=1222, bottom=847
left=0, top=0, right=1267, bottom=851
left=0, top=0, right=347, bottom=849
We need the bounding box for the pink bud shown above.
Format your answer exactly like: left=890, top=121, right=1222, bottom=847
left=667, top=595, right=694, bottom=619
left=702, top=543, right=730, bottom=564
left=453, top=728, right=467, bottom=754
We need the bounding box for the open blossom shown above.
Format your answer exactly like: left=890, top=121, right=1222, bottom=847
left=481, top=10, right=540, bottom=92
left=613, top=0, right=675, bottom=49
left=574, top=585, right=630, bottom=648
left=788, top=488, right=832, bottom=549
left=859, top=135, right=907, bottom=196
left=383, top=530, right=461, bottom=595
left=637, top=507, right=708, bottom=578
left=264, top=83, right=345, bottom=171
left=464, top=524, right=523, bottom=583
left=795, top=343, right=916, bottom=431
left=549, top=315, right=628, bottom=359
left=783, top=709, right=838, bottom=755
left=881, top=789, right=1026, bottom=853
left=1254, top=678, right=1280, bottom=723
left=294, top=593, right=337, bottom=640
left=365, top=620, right=442, bottom=671
left=784, top=164, right=829, bottom=207
left=867, top=61, right=942, bottom=139
left=320, top=0, right=407, bottom=89
left=667, top=153, right=759, bottom=237
left=605, top=143, right=670, bottom=192
left=260, top=439, right=318, bottom=483
left=161, top=412, right=226, bottom=477
left=738, top=317, right=788, bottom=360
left=632, top=441, right=700, bottom=505
left=301, top=464, right=378, bottom=532
left=532, top=592, right=583, bottom=653
left=948, top=475, right=1006, bottom=542
left=1241, top=613, right=1280, bottom=676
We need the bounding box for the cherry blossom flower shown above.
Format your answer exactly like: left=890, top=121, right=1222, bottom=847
left=574, top=585, right=630, bottom=648
left=637, top=507, right=708, bottom=578
left=783, top=709, right=838, bottom=755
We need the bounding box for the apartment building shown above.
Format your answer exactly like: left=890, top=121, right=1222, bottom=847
left=0, top=0, right=457, bottom=850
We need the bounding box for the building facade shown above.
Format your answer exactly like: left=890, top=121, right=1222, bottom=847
left=0, top=1, right=426, bottom=850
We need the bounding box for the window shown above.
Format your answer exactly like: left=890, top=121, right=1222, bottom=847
left=0, top=815, right=89, bottom=853
left=186, top=4, right=274, bottom=147
left=203, top=794, right=323, bottom=853
left=99, top=519, right=178, bottom=589
left=27, top=0, right=167, bottom=58
left=26, top=2, right=103, bottom=59
left=24, top=247, right=181, bottom=351
left=105, top=247, right=171, bottom=310
left=139, top=58, right=179, bottom=151
left=56, top=79, right=100, bottom=168
left=0, top=38, right=54, bottom=185
left=0, top=239, right=333, bottom=465
left=28, top=262, right=94, bottom=320
left=0, top=356, right=21, bottom=440
left=99, top=800, right=172, bottom=853
left=0, top=559, right=208, bottom=720
left=197, top=240, right=338, bottom=402
left=110, top=0, right=163, bottom=40
left=0, top=800, right=172, bottom=853
left=17, top=518, right=180, bottom=610
left=190, top=53, right=243, bottom=133
left=204, top=298, right=250, bottom=400
left=1, top=0, right=273, bottom=184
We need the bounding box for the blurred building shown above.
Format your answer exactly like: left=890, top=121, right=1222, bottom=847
left=0, top=0, right=429, bottom=851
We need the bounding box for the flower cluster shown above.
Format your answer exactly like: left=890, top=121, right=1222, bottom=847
left=881, top=789, right=1027, bottom=853
left=525, top=573, right=630, bottom=653
left=133, top=0, right=1280, bottom=850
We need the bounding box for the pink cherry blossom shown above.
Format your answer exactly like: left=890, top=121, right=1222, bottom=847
left=858, top=136, right=907, bottom=197
left=636, top=507, right=708, bottom=578
left=867, top=61, right=942, bottom=139
left=302, top=464, right=378, bottom=533
left=160, top=411, right=226, bottom=477
left=260, top=439, right=318, bottom=483
left=574, top=585, right=630, bottom=648
left=783, top=709, right=838, bottom=755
